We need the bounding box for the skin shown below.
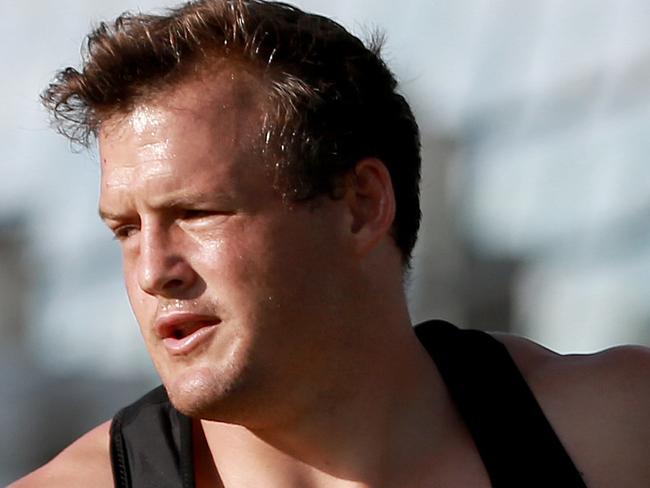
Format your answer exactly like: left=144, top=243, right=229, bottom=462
left=12, top=67, right=650, bottom=487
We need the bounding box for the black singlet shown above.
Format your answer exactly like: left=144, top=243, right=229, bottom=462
left=110, top=320, right=588, bottom=487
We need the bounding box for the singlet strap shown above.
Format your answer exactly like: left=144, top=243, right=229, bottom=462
left=415, top=320, right=587, bottom=487
left=110, top=386, right=195, bottom=488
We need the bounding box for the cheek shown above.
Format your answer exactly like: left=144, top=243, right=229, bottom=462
left=191, top=224, right=261, bottom=278
left=193, top=231, right=292, bottom=324
left=185, top=226, right=227, bottom=253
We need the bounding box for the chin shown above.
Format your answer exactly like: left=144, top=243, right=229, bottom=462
left=163, top=364, right=249, bottom=421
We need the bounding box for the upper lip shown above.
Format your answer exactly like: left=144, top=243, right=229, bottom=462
left=154, top=312, right=221, bottom=340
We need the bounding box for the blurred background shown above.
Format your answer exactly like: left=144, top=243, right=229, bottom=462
left=3, top=0, right=650, bottom=482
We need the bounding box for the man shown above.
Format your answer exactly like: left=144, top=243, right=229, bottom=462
left=12, top=0, right=650, bottom=486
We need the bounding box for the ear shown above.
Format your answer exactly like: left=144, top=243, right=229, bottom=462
left=343, top=158, right=396, bottom=258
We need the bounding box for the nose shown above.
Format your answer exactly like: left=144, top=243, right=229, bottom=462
left=137, top=224, right=197, bottom=298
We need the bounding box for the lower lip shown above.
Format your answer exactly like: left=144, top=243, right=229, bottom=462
left=162, top=324, right=219, bottom=356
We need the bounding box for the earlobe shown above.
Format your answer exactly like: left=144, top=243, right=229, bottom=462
left=345, top=158, right=396, bottom=257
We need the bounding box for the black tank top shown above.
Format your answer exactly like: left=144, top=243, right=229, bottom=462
left=110, top=320, right=587, bottom=487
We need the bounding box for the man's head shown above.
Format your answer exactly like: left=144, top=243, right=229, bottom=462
left=42, top=0, right=422, bottom=423
left=42, top=0, right=422, bottom=263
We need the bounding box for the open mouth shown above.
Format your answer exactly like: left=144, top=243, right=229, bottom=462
left=169, top=320, right=217, bottom=340
left=155, top=314, right=221, bottom=355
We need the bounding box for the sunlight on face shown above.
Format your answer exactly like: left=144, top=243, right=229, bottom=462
left=98, top=68, right=353, bottom=425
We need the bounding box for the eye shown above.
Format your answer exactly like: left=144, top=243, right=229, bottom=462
left=182, top=209, right=214, bottom=219
left=112, top=224, right=140, bottom=241
left=181, top=209, right=235, bottom=222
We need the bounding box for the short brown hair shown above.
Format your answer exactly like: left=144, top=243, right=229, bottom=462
left=42, top=0, right=422, bottom=262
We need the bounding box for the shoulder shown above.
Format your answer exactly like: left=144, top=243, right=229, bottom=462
left=494, top=332, right=650, bottom=487
left=9, top=420, right=113, bottom=488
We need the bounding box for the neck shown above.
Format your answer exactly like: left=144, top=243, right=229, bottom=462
left=198, top=312, right=461, bottom=487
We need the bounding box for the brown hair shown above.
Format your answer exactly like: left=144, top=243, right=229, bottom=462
left=42, top=0, right=422, bottom=263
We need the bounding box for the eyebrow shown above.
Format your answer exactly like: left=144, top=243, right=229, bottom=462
left=98, top=192, right=232, bottom=222
left=98, top=208, right=123, bottom=222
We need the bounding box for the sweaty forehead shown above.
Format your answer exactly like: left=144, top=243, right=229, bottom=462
left=99, top=64, right=268, bottom=155
left=98, top=65, right=272, bottom=200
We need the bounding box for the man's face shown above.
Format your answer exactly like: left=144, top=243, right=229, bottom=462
left=98, top=70, right=354, bottom=423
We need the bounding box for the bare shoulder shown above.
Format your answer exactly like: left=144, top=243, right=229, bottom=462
left=9, top=420, right=113, bottom=488
left=493, top=332, right=650, bottom=487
